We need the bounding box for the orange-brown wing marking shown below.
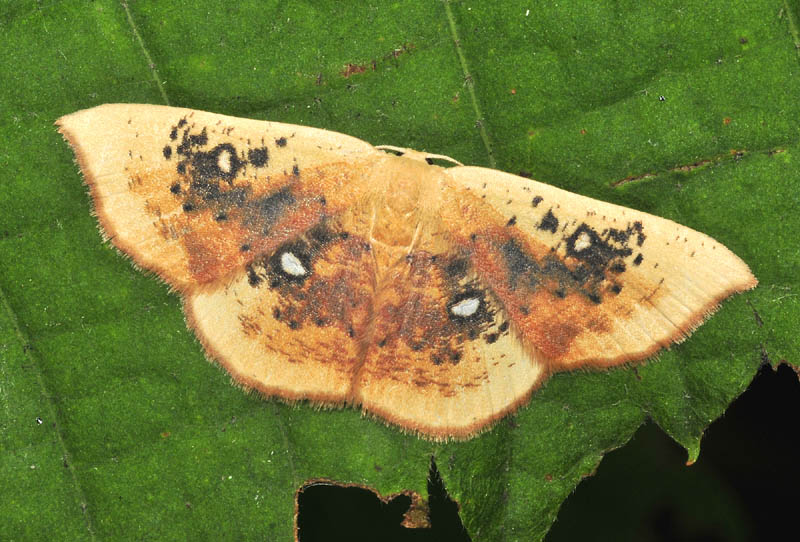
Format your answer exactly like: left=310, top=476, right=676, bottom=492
left=186, top=224, right=376, bottom=403
left=443, top=166, right=757, bottom=370
left=56, top=104, right=376, bottom=291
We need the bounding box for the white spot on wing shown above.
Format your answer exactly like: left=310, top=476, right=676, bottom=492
left=451, top=297, right=480, bottom=317
left=574, top=231, right=592, bottom=251
left=218, top=149, right=232, bottom=173
left=280, top=252, right=307, bottom=276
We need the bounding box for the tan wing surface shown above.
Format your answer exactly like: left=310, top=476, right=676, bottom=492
left=185, top=223, right=376, bottom=403
left=57, top=104, right=377, bottom=291
left=352, top=239, right=545, bottom=438
left=338, top=156, right=544, bottom=438
left=445, top=166, right=757, bottom=370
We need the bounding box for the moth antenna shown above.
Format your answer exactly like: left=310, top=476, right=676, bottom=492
left=375, top=145, right=407, bottom=156
left=376, top=145, right=463, bottom=166
left=421, top=153, right=464, bottom=166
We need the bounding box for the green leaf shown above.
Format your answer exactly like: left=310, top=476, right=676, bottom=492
left=1, top=1, right=794, bottom=540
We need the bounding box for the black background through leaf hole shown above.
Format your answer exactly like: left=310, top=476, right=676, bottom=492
left=297, top=458, right=470, bottom=542
left=296, top=364, right=798, bottom=542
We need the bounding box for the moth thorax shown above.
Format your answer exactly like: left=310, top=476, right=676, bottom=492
left=370, top=204, right=420, bottom=249
left=368, top=154, right=445, bottom=250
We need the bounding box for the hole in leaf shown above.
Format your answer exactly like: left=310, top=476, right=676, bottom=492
left=546, top=363, right=800, bottom=541
left=296, top=457, right=471, bottom=541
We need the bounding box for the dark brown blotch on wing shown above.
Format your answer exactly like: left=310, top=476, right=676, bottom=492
left=361, top=250, right=507, bottom=395
left=447, top=210, right=650, bottom=360
left=246, top=225, right=374, bottom=342
left=128, top=118, right=369, bottom=285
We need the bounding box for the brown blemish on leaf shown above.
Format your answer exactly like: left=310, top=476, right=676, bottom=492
left=341, top=63, right=367, bottom=77
left=341, top=44, right=415, bottom=78
left=611, top=147, right=766, bottom=187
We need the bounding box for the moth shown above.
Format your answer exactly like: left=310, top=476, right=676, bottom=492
left=57, top=104, right=757, bottom=440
